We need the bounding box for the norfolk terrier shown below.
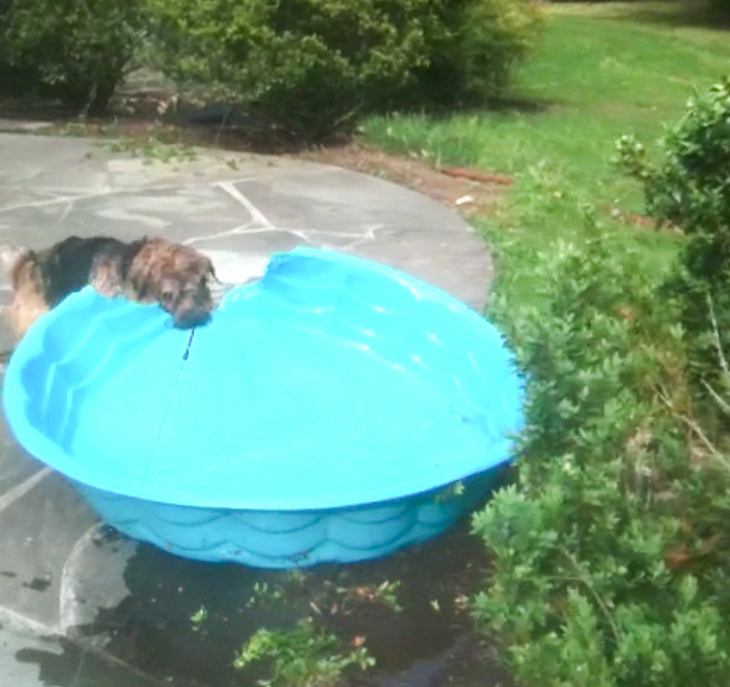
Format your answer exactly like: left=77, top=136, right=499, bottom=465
left=0, top=236, right=216, bottom=342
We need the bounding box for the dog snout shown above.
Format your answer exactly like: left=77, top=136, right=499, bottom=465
left=173, top=306, right=211, bottom=329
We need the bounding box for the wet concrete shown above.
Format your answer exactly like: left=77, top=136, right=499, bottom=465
left=52, top=518, right=497, bottom=687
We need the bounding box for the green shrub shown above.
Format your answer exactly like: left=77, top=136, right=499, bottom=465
left=475, top=76, right=730, bottom=687
left=472, top=215, right=730, bottom=687
left=145, top=0, right=542, bottom=143
left=412, top=0, right=543, bottom=107
left=709, top=0, right=730, bottom=16
left=0, top=0, right=145, bottom=114
left=617, top=77, right=730, bottom=416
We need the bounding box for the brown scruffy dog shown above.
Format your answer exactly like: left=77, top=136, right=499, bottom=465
left=0, top=236, right=216, bottom=342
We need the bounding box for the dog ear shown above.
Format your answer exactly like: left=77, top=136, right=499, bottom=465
left=0, top=245, right=28, bottom=276
left=205, top=258, right=219, bottom=283
left=128, top=262, right=154, bottom=300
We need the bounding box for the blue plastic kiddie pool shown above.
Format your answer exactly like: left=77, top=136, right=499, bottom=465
left=3, top=247, right=523, bottom=568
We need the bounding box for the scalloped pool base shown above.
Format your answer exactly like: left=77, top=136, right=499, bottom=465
left=73, top=470, right=500, bottom=569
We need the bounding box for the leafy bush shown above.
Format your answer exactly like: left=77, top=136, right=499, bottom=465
left=473, top=78, right=730, bottom=685
left=413, top=0, right=543, bottom=107
left=471, top=205, right=730, bottom=686
left=709, top=0, right=730, bottom=16
left=145, top=0, right=542, bottom=143
left=0, top=0, right=145, bottom=114
left=617, top=77, right=730, bottom=414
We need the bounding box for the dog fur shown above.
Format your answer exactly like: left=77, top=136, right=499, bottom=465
left=0, top=236, right=216, bottom=342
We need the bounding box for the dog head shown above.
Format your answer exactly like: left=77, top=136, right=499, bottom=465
left=129, top=239, right=216, bottom=328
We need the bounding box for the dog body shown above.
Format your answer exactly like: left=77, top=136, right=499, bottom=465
left=1, top=236, right=216, bottom=341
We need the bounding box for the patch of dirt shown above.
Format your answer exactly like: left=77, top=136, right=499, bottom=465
left=299, top=143, right=505, bottom=218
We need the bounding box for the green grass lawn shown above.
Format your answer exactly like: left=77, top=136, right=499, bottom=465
left=361, top=1, right=730, bottom=306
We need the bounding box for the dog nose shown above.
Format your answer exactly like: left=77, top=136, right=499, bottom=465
left=174, top=309, right=211, bottom=329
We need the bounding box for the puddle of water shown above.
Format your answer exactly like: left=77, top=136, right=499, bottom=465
left=368, top=637, right=469, bottom=687
left=18, top=482, right=514, bottom=687
left=15, top=637, right=163, bottom=687
left=23, top=575, right=52, bottom=592
left=62, top=515, right=502, bottom=687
